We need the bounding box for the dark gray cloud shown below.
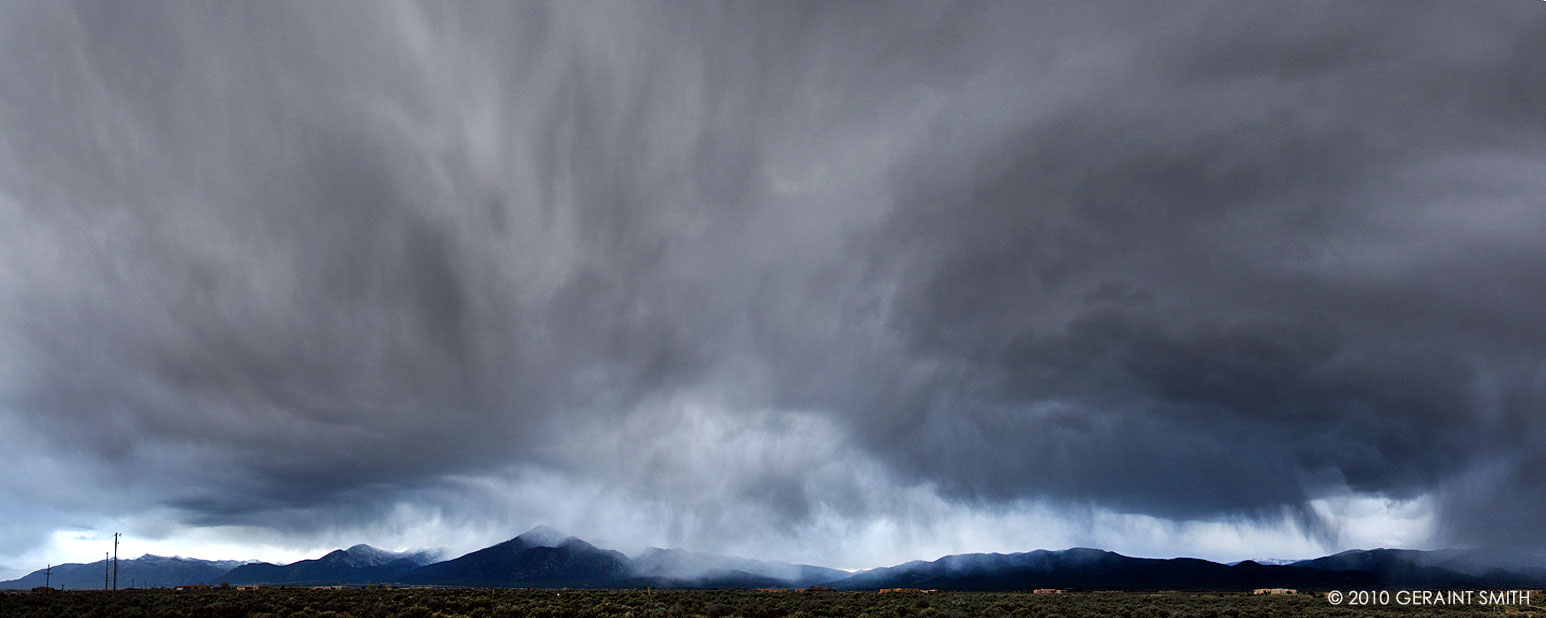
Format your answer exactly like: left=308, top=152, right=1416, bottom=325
left=855, top=1, right=1546, bottom=544
left=0, top=0, right=1543, bottom=571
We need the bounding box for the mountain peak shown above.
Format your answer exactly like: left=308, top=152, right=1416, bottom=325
left=344, top=544, right=394, bottom=561
left=311, top=544, right=402, bottom=568
left=516, top=525, right=571, bottom=548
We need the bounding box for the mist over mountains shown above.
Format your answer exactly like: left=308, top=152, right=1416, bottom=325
left=630, top=547, right=848, bottom=589
left=6, top=527, right=1544, bottom=591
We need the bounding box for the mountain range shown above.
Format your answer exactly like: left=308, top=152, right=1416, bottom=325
left=220, top=544, right=441, bottom=586
left=396, top=529, right=631, bottom=588
left=5, top=526, right=1544, bottom=591
left=0, top=554, right=246, bottom=590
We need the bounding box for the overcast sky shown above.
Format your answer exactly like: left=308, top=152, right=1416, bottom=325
left=2, top=1, right=1544, bottom=578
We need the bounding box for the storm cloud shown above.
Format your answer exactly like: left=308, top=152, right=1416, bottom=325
left=1, top=1, right=1543, bottom=573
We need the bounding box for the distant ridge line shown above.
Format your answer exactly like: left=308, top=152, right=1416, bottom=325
left=4, top=528, right=1544, bottom=591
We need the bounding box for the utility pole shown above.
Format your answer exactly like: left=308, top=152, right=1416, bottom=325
left=112, top=532, right=120, bottom=591
left=106, top=552, right=110, bottom=590
left=44, top=564, right=50, bottom=589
